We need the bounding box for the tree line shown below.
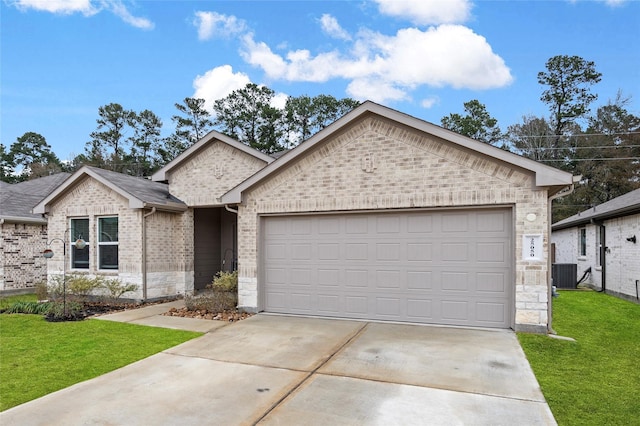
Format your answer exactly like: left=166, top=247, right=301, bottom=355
left=2, top=56, right=638, bottom=222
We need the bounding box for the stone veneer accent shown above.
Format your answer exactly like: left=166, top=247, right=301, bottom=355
left=46, top=176, right=191, bottom=299
left=236, top=116, right=551, bottom=332
left=168, top=141, right=268, bottom=206
left=0, top=223, right=48, bottom=291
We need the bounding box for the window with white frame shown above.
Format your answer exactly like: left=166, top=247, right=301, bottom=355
left=98, top=217, right=118, bottom=270
left=70, top=218, right=89, bottom=269
left=579, top=227, right=587, bottom=257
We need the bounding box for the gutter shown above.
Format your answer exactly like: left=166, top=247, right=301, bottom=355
left=142, top=207, right=157, bottom=300
left=0, top=216, right=48, bottom=225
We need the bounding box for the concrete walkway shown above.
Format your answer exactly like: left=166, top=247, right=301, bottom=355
left=1, top=302, right=556, bottom=425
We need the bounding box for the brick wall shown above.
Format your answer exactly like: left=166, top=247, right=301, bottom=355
left=237, top=116, right=551, bottom=331
left=168, top=141, right=268, bottom=206
left=46, top=176, right=191, bottom=299
left=0, top=223, right=48, bottom=290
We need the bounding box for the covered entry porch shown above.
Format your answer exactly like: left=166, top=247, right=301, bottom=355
left=193, top=207, right=237, bottom=292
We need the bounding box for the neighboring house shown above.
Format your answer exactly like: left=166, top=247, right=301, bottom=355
left=0, top=173, right=70, bottom=293
left=221, top=101, right=574, bottom=333
left=551, top=188, right=640, bottom=302
left=34, top=131, right=273, bottom=299
left=33, top=101, right=575, bottom=332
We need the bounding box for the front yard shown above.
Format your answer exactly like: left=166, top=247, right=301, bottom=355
left=518, top=291, right=640, bottom=425
left=0, top=312, right=201, bottom=411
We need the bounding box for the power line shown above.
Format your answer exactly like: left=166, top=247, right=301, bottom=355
left=537, top=157, right=640, bottom=162
left=520, top=144, right=640, bottom=151
left=508, top=131, right=640, bottom=139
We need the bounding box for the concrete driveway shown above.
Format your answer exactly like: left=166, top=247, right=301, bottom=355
left=0, top=314, right=556, bottom=425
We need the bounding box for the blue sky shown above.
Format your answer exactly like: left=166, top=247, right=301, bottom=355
left=2, top=0, right=639, bottom=161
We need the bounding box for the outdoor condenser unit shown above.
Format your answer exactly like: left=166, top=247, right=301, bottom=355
left=552, top=263, right=578, bottom=289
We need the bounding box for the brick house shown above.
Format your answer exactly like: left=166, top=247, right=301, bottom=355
left=34, top=132, right=273, bottom=299
left=1, top=173, right=70, bottom=293
left=35, top=102, right=574, bottom=332
left=551, top=188, right=640, bottom=302
left=221, top=102, right=574, bottom=333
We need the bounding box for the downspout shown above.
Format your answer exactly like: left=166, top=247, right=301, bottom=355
left=142, top=207, right=157, bottom=300
left=224, top=205, right=238, bottom=214
left=547, top=179, right=578, bottom=333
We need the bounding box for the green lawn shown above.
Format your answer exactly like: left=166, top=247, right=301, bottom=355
left=518, top=291, right=640, bottom=426
left=0, top=293, right=38, bottom=310
left=0, top=314, right=202, bottom=411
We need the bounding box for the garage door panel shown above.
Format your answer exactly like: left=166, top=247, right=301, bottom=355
left=262, top=209, right=512, bottom=328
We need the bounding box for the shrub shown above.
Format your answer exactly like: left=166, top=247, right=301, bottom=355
left=67, top=275, right=104, bottom=300
left=45, top=301, right=85, bottom=322
left=47, top=275, right=66, bottom=301
left=102, top=278, right=138, bottom=302
left=210, top=270, right=238, bottom=292
left=35, top=281, right=48, bottom=301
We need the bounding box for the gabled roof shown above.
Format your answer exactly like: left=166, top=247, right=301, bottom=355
left=552, top=188, right=640, bottom=230
left=221, top=101, right=575, bottom=204
left=33, top=166, right=187, bottom=214
left=151, top=130, right=275, bottom=182
left=1, top=173, right=71, bottom=224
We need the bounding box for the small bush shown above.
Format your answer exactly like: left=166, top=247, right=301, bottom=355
left=47, top=275, right=66, bottom=301
left=67, top=275, right=104, bottom=300
left=45, top=301, right=86, bottom=322
left=102, top=278, right=138, bottom=301
left=35, top=281, right=48, bottom=301
left=210, top=270, right=238, bottom=292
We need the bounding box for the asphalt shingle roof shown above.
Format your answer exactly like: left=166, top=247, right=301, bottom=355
left=85, top=167, right=185, bottom=207
left=552, top=188, right=640, bottom=230
left=1, top=173, right=71, bottom=221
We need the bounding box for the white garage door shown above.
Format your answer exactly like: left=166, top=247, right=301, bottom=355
left=262, top=209, right=513, bottom=328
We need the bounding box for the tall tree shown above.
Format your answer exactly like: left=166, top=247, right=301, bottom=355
left=284, top=95, right=360, bottom=148
left=128, top=109, right=163, bottom=176
left=171, top=97, right=213, bottom=147
left=441, top=99, right=503, bottom=145
left=213, top=83, right=283, bottom=153
left=507, top=116, right=556, bottom=161
left=86, top=103, right=135, bottom=171
left=537, top=55, right=602, bottom=159
left=9, top=132, right=62, bottom=181
left=1, top=143, right=17, bottom=183
left=552, top=94, right=640, bottom=222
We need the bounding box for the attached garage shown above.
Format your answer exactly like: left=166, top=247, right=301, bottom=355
left=222, top=101, right=575, bottom=333
left=262, top=209, right=512, bottom=328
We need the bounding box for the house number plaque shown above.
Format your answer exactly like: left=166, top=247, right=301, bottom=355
left=522, top=234, right=543, bottom=261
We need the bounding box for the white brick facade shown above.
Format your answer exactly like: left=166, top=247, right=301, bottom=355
left=235, top=116, right=554, bottom=332
left=552, top=214, right=640, bottom=301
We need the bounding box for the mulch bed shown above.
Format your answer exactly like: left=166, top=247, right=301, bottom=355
left=163, top=307, right=253, bottom=322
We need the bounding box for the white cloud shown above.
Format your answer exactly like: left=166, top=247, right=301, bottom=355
left=319, top=14, right=351, bottom=40
left=421, top=96, right=439, bottom=108
left=106, top=1, right=153, bottom=30
left=192, top=65, right=251, bottom=112
left=193, top=11, right=247, bottom=41
left=12, top=0, right=97, bottom=15
left=373, top=0, right=472, bottom=25
left=240, top=24, right=512, bottom=103
left=10, top=0, right=153, bottom=29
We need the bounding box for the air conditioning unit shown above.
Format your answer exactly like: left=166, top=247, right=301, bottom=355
left=552, top=263, right=577, bottom=289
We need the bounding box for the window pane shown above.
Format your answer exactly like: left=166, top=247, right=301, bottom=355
left=71, top=218, right=89, bottom=269
left=71, top=218, right=89, bottom=242
left=99, top=217, right=118, bottom=242
left=99, top=245, right=118, bottom=270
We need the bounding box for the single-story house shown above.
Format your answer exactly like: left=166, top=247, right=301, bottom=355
left=1, top=173, right=70, bottom=293
left=551, top=188, right=640, bottom=302
left=35, top=101, right=575, bottom=332
left=34, top=132, right=273, bottom=299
